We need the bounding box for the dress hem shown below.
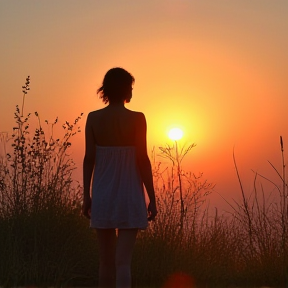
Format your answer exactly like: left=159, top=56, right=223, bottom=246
left=90, top=225, right=148, bottom=230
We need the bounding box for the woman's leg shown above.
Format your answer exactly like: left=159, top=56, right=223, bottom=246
left=96, top=228, right=117, bottom=288
left=115, top=229, right=138, bottom=288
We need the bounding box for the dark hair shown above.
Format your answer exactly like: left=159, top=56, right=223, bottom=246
left=97, top=67, right=135, bottom=104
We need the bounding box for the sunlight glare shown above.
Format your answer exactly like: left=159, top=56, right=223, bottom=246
left=168, top=127, right=183, bottom=141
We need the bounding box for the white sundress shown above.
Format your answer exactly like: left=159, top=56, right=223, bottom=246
left=90, top=146, right=148, bottom=230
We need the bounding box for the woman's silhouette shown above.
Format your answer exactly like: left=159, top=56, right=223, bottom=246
left=82, top=67, right=157, bottom=288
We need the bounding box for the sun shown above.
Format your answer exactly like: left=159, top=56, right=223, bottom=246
left=168, top=127, right=183, bottom=141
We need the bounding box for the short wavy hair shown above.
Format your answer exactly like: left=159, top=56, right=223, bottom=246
left=97, top=67, right=135, bottom=104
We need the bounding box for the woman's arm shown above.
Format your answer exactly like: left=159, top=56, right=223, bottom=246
left=82, top=113, right=96, bottom=218
left=135, top=113, right=157, bottom=220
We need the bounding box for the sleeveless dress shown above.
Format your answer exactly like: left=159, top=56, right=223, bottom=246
left=90, top=146, right=148, bottom=230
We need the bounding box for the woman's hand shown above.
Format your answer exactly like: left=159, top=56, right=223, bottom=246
left=147, top=201, right=157, bottom=221
left=82, top=196, right=91, bottom=219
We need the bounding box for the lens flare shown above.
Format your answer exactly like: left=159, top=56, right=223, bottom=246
left=162, top=272, right=195, bottom=288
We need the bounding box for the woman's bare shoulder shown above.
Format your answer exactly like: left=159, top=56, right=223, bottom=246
left=87, top=108, right=106, bottom=118
left=126, top=109, right=145, bottom=119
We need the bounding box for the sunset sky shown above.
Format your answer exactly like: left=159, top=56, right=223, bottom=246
left=1, top=0, right=288, bottom=211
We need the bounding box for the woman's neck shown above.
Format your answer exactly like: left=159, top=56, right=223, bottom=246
left=108, top=101, right=125, bottom=108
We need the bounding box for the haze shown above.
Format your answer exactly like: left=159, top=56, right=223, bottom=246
left=1, top=0, right=288, bottom=210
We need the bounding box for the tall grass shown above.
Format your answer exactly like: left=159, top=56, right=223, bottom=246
left=1, top=76, right=288, bottom=287
left=0, top=77, right=98, bottom=286
left=132, top=139, right=288, bottom=287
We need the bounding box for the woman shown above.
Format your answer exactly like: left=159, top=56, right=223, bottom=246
left=82, top=67, right=157, bottom=288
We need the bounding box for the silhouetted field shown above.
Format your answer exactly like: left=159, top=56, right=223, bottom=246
left=0, top=77, right=287, bottom=287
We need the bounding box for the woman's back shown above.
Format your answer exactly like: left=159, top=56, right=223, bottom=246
left=88, top=105, right=141, bottom=147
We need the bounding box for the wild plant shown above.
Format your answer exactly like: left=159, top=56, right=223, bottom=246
left=133, top=138, right=288, bottom=287
left=0, top=76, right=83, bottom=218
left=224, top=136, right=288, bottom=285
left=131, top=143, right=215, bottom=287
left=156, top=142, right=214, bottom=233
left=0, top=76, right=99, bottom=286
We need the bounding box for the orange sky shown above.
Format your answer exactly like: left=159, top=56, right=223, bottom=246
left=1, top=0, right=288, bottom=211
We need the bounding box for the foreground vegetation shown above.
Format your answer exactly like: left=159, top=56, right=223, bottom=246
left=0, top=77, right=288, bottom=287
